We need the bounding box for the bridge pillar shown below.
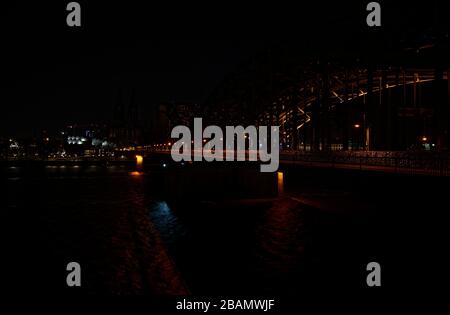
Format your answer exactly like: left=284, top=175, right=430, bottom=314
left=342, top=70, right=350, bottom=151
left=310, top=83, right=320, bottom=151
left=321, top=67, right=331, bottom=151
left=366, top=66, right=375, bottom=150
left=448, top=69, right=450, bottom=150
left=435, top=68, right=449, bottom=151
left=379, top=69, right=389, bottom=150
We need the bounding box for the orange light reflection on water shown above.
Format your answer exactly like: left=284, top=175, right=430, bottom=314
left=277, top=171, right=284, bottom=196
left=130, top=171, right=144, bottom=176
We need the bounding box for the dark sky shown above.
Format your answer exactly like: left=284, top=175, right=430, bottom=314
left=1, top=3, right=277, bottom=137
left=0, top=1, right=446, bottom=137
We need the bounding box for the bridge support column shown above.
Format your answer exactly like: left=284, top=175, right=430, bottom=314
left=435, top=68, right=448, bottom=151
left=366, top=66, right=374, bottom=150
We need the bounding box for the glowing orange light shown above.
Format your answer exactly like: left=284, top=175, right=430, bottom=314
left=130, top=171, right=143, bottom=176
left=135, top=155, right=143, bottom=171
left=422, top=136, right=427, bottom=142
left=354, top=124, right=360, bottom=128
left=277, top=171, right=284, bottom=196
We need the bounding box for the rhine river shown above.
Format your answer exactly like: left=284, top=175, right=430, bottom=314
left=1, top=163, right=447, bottom=294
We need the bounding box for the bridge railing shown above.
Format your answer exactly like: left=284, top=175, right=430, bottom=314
left=145, top=148, right=450, bottom=176
left=280, top=151, right=450, bottom=176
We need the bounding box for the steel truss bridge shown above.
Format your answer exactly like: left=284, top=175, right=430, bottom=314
left=255, top=65, right=449, bottom=152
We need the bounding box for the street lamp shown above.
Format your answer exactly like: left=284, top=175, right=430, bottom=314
left=353, top=124, right=361, bottom=150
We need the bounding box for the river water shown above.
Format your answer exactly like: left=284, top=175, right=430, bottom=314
left=2, top=163, right=445, bottom=294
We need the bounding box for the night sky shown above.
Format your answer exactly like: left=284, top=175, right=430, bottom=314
left=0, top=1, right=446, bottom=137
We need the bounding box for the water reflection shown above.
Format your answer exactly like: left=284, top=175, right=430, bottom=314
left=147, top=197, right=306, bottom=294
left=277, top=171, right=284, bottom=196
left=148, top=201, right=187, bottom=252
left=135, top=155, right=143, bottom=171
left=254, top=197, right=305, bottom=289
